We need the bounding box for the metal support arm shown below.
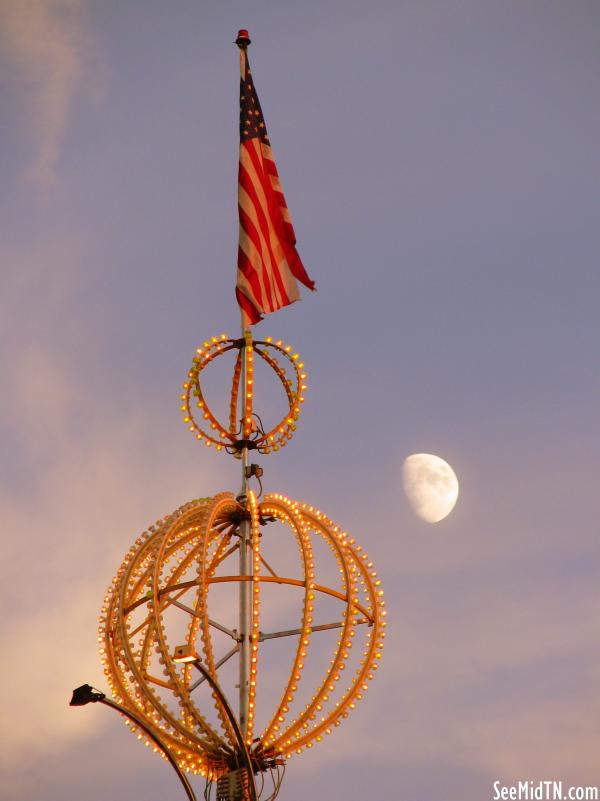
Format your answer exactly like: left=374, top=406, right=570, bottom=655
left=69, top=684, right=198, bottom=801
left=191, top=662, right=258, bottom=801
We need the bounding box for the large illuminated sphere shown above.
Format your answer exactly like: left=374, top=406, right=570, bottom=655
left=99, top=491, right=385, bottom=778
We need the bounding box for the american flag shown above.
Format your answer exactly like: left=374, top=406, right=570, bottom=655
left=236, top=38, right=315, bottom=327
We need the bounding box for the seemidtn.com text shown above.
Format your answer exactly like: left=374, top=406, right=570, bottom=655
left=493, top=782, right=598, bottom=801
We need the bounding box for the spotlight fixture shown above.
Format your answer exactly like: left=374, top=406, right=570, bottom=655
left=69, top=684, right=105, bottom=706
left=173, top=644, right=201, bottom=664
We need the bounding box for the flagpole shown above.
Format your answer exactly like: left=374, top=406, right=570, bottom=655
left=236, top=28, right=253, bottom=749
left=238, top=321, right=252, bottom=743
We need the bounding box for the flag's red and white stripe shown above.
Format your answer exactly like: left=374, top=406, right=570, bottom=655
left=236, top=51, right=314, bottom=327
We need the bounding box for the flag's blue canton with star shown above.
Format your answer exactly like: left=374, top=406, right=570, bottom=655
left=240, top=67, right=269, bottom=144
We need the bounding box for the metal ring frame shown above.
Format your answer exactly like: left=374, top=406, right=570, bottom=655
left=180, top=334, right=307, bottom=454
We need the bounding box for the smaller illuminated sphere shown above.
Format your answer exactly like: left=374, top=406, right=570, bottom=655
left=402, top=453, right=459, bottom=523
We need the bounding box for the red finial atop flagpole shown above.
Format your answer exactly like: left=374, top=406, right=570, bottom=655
left=235, top=29, right=251, bottom=48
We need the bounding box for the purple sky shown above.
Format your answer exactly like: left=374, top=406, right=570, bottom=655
left=2, top=2, right=600, bottom=800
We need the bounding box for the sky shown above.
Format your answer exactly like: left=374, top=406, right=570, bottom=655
left=1, top=1, right=600, bottom=799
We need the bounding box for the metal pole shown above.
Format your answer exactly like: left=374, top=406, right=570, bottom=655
left=101, top=697, right=199, bottom=801
left=238, top=327, right=252, bottom=741
left=70, top=686, right=198, bottom=801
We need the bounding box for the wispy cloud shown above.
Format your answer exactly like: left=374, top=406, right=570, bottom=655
left=0, top=0, right=94, bottom=187
left=0, top=342, right=224, bottom=771
left=0, top=232, right=226, bottom=773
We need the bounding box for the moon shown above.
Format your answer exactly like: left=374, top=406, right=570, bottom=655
left=402, top=453, right=459, bottom=523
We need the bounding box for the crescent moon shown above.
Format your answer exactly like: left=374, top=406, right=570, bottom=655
left=402, top=453, right=459, bottom=523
